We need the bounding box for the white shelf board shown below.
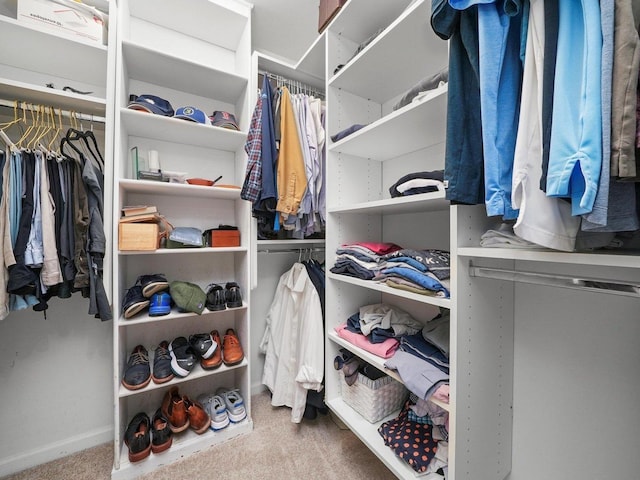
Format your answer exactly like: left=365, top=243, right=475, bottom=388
left=119, top=303, right=248, bottom=327
left=118, top=359, right=249, bottom=398
left=123, top=41, right=248, bottom=104
left=326, top=398, right=444, bottom=480
left=295, top=31, right=326, bottom=83
left=120, top=108, right=246, bottom=150
left=328, top=191, right=448, bottom=215
left=328, top=331, right=451, bottom=413
left=329, top=86, right=447, bottom=160
left=119, top=246, right=247, bottom=256
left=119, top=179, right=242, bottom=199
left=329, top=0, right=414, bottom=45
left=112, top=417, right=253, bottom=480
left=0, top=78, right=106, bottom=115
left=127, top=0, right=250, bottom=52
left=328, top=0, right=448, bottom=103
left=327, top=272, right=451, bottom=309
left=0, top=16, right=107, bottom=87
left=457, top=247, right=640, bottom=269
left=257, top=239, right=326, bottom=250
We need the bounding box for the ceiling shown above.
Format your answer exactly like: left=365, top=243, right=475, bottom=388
left=249, top=0, right=320, bottom=64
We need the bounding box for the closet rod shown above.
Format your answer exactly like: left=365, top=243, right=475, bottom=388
left=258, top=70, right=325, bottom=99
left=468, top=263, right=640, bottom=298
left=257, top=247, right=326, bottom=254
left=0, top=100, right=106, bottom=124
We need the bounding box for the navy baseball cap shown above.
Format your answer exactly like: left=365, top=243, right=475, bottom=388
left=127, top=94, right=174, bottom=116
left=210, top=111, right=239, bottom=130
left=174, top=106, right=211, bottom=125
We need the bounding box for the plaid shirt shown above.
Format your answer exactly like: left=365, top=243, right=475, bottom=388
left=241, top=95, right=263, bottom=203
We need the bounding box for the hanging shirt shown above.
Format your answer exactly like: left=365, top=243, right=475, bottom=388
left=260, top=262, right=324, bottom=423
left=257, top=75, right=278, bottom=208
left=241, top=94, right=263, bottom=204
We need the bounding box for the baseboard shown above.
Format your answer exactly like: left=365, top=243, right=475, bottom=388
left=0, top=425, right=113, bottom=477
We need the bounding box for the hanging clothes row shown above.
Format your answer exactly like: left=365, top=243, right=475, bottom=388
left=242, top=73, right=327, bottom=241
left=432, top=1, right=640, bottom=253
left=0, top=101, right=111, bottom=321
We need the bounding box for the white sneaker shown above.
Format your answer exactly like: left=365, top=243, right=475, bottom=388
left=216, top=388, right=247, bottom=423
left=197, top=393, right=230, bottom=431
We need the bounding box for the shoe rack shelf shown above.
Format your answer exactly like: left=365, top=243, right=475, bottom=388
left=111, top=0, right=253, bottom=478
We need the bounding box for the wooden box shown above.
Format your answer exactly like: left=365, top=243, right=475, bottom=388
left=318, top=0, right=348, bottom=33
left=119, top=223, right=159, bottom=251
left=211, top=229, right=240, bottom=247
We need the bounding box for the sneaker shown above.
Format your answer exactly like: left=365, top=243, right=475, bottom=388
left=205, top=283, right=226, bottom=311
left=151, top=341, right=174, bottom=384
left=122, top=345, right=151, bottom=390
left=222, top=328, right=244, bottom=366
left=215, top=387, right=247, bottom=423
left=161, top=386, right=189, bottom=433
left=124, top=412, right=151, bottom=463
left=197, top=393, right=230, bottom=431
left=168, top=337, right=197, bottom=377
left=137, top=273, right=169, bottom=298
left=150, top=408, right=172, bottom=454
left=122, top=285, right=149, bottom=319
left=148, top=291, right=171, bottom=316
left=183, top=395, right=211, bottom=434
left=200, top=330, right=223, bottom=370
left=189, top=333, right=216, bottom=359
left=225, top=282, right=243, bottom=308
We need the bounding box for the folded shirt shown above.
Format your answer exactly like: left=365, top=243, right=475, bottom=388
left=335, top=322, right=399, bottom=359
left=393, top=68, right=449, bottom=111
left=381, top=248, right=450, bottom=280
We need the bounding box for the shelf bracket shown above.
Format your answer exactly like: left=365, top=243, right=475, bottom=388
left=468, top=263, right=640, bottom=298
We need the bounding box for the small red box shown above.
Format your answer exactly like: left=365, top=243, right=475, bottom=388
left=211, top=229, right=240, bottom=247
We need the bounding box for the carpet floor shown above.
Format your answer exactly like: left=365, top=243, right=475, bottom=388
left=2, top=391, right=397, bottom=480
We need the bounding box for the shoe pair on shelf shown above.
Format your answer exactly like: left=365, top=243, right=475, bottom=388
left=205, top=282, right=243, bottom=311
left=124, top=409, right=172, bottom=463
left=170, top=329, right=244, bottom=377
left=122, top=274, right=170, bottom=319
left=122, top=342, right=176, bottom=390
left=200, top=329, right=245, bottom=370
left=161, top=386, right=211, bottom=434
left=197, top=387, right=247, bottom=430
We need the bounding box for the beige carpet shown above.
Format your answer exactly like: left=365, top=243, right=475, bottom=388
left=2, top=392, right=397, bottom=480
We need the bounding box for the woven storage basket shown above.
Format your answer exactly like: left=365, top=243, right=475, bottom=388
left=340, top=370, right=408, bottom=423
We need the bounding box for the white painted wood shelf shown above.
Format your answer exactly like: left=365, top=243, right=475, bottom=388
left=328, top=190, right=448, bottom=215
left=119, top=179, right=242, bottom=199
left=118, top=303, right=248, bottom=326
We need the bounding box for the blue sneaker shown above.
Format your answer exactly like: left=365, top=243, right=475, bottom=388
left=149, top=292, right=171, bottom=316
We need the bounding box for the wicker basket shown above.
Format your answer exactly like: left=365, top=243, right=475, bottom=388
left=340, top=370, right=408, bottom=423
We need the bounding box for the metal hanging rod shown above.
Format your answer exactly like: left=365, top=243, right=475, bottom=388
left=468, top=263, right=640, bottom=298
left=257, top=247, right=326, bottom=254
left=0, top=99, right=106, bottom=124
left=258, top=70, right=325, bottom=99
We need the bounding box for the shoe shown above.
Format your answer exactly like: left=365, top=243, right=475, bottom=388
left=222, top=328, right=244, bottom=366
left=152, top=341, right=174, bottom=384
left=216, top=387, right=247, bottom=423
left=150, top=409, right=172, bottom=454
left=200, top=330, right=223, bottom=370
left=122, top=285, right=149, bottom=319
left=225, top=282, right=243, bottom=308
left=169, top=337, right=197, bottom=377
left=205, top=283, right=226, bottom=311
left=183, top=395, right=211, bottom=434
left=148, top=292, right=171, bottom=316
left=124, top=412, right=151, bottom=463
left=137, top=273, right=169, bottom=298
left=122, top=345, right=151, bottom=390
left=161, top=386, right=189, bottom=433
left=189, top=333, right=216, bottom=359
left=197, top=393, right=230, bottom=431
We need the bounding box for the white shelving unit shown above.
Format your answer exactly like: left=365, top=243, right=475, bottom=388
left=324, top=1, right=452, bottom=478
left=111, top=1, right=253, bottom=478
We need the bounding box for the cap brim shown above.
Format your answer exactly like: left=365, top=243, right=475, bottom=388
left=127, top=104, right=155, bottom=114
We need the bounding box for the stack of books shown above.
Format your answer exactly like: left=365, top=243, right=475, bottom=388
left=119, top=205, right=160, bottom=223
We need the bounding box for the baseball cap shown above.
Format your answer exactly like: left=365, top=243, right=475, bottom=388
left=174, top=106, right=211, bottom=125
left=169, top=281, right=206, bottom=315
left=127, top=94, right=174, bottom=116
left=210, top=111, right=239, bottom=130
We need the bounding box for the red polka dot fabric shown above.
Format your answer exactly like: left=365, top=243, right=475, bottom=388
left=377, top=400, right=438, bottom=473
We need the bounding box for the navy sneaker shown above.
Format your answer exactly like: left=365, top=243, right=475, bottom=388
left=169, top=337, right=197, bottom=377
left=122, top=285, right=149, bottom=319
left=137, top=273, right=170, bottom=298
left=152, top=341, right=174, bottom=384
left=122, top=345, right=151, bottom=390
left=149, top=292, right=171, bottom=316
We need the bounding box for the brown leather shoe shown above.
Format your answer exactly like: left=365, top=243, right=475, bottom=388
left=222, top=328, right=244, bottom=366
left=161, top=387, right=189, bottom=433
left=200, top=330, right=223, bottom=370
left=183, top=396, right=210, bottom=434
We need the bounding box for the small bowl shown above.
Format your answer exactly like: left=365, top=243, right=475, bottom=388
left=187, top=178, right=214, bottom=186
